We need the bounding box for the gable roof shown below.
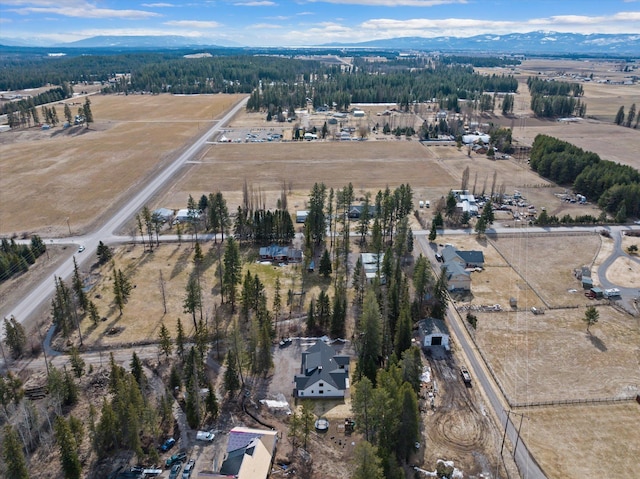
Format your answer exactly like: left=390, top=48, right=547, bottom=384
left=294, top=341, right=349, bottom=391
left=441, top=245, right=484, bottom=265
left=443, top=261, right=469, bottom=279
left=219, top=428, right=278, bottom=479
left=441, top=245, right=462, bottom=263
left=418, top=317, right=449, bottom=337
left=456, top=250, right=485, bottom=264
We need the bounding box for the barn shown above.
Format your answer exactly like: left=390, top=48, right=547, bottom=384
left=418, top=318, right=450, bottom=351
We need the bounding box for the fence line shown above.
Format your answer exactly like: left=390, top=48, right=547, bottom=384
left=511, top=395, right=637, bottom=409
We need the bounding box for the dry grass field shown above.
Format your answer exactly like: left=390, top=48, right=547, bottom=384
left=472, top=305, right=640, bottom=404
left=0, top=93, right=245, bottom=236
left=68, top=241, right=306, bottom=349
left=160, top=141, right=457, bottom=213
left=522, top=402, right=640, bottom=478
left=477, top=59, right=640, bottom=171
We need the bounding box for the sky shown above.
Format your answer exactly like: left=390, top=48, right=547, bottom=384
left=1, top=0, right=640, bottom=47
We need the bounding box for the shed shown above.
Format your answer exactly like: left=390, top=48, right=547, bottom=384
left=590, top=287, right=604, bottom=299
left=582, top=277, right=593, bottom=289
left=509, top=297, right=517, bottom=308
left=418, top=318, right=450, bottom=351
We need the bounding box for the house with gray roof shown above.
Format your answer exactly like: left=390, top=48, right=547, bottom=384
left=441, top=245, right=485, bottom=269
left=443, top=261, right=471, bottom=291
left=294, top=341, right=350, bottom=398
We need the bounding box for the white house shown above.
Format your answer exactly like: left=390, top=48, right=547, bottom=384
left=174, top=209, right=200, bottom=223
left=418, top=318, right=450, bottom=351
left=294, top=341, right=350, bottom=398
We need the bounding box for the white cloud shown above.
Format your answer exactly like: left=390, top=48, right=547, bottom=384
left=250, top=23, right=283, bottom=29
left=307, top=0, right=467, bottom=6
left=234, top=1, right=276, bottom=6
left=164, top=20, right=222, bottom=29
left=141, top=2, right=177, bottom=6
left=6, top=1, right=159, bottom=19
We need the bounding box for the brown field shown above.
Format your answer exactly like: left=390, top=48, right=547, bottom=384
left=160, top=141, right=457, bottom=213
left=0, top=93, right=245, bottom=236
left=472, top=305, right=640, bottom=404
left=522, top=403, right=640, bottom=478
left=477, top=59, right=640, bottom=170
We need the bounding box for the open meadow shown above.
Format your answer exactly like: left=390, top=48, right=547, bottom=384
left=0, top=93, right=245, bottom=236
left=477, top=59, right=640, bottom=171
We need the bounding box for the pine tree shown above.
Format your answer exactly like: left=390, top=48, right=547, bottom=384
left=584, top=306, right=599, bottom=333
left=222, top=237, right=241, bottom=311
left=3, top=316, right=27, bottom=359
left=69, top=346, right=85, bottom=378
left=158, top=323, right=172, bottom=359
left=614, top=105, right=625, bottom=125
left=176, top=318, right=185, bottom=359
left=319, top=249, right=332, bottom=278
left=205, top=383, right=219, bottom=420
left=54, top=416, right=82, bottom=479
left=2, top=425, right=29, bottom=479
left=357, top=290, right=382, bottom=385
left=183, top=275, right=202, bottom=330
left=71, top=256, right=87, bottom=311
left=351, top=440, right=384, bottom=479
left=223, top=349, right=240, bottom=396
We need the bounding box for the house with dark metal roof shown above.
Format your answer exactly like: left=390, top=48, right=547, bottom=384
left=441, top=244, right=484, bottom=269
left=294, top=341, right=350, bottom=398
left=259, top=244, right=302, bottom=263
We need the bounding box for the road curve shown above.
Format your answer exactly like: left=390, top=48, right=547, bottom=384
left=4, top=96, right=249, bottom=333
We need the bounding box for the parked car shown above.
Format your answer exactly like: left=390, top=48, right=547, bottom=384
left=78, top=245, right=85, bottom=253
left=169, top=462, right=183, bottom=479
left=160, top=437, right=176, bottom=452
left=196, top=431, right=214, bottom=441
left=182, top=459, right=196, bottom=479
left=166, top=452, right=187, bottom=467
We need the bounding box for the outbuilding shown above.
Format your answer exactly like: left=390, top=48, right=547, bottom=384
left=418, top=318, right=450, bottom=351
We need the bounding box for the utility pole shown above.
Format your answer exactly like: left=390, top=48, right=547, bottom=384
left=500, top=409, right=511, bottom=455
left=513, top=411, right=528, bottom=459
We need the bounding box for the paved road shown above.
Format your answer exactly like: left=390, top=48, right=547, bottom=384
left=416, top=233, right=546, bottom=479
left=3, top=96, right=248, bottom=338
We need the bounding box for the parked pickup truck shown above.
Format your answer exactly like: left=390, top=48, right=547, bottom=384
left=460, top=366, right=472, bottom=385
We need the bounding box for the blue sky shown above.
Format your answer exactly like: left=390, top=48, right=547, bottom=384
left=1, top=0, right=640, bottom=46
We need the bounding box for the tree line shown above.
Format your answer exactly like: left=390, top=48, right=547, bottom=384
left=0, top=84, right=72, bottom=116
left=527, top=76, right=587, bottom=118
left=0, top=236, right=46, bottom=283
left=530, top=134, right=640, bottom=219
left=614, top=103, right=638, bottom=128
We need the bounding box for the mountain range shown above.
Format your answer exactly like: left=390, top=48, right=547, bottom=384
left=1, top=31, right=638, bottom=55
